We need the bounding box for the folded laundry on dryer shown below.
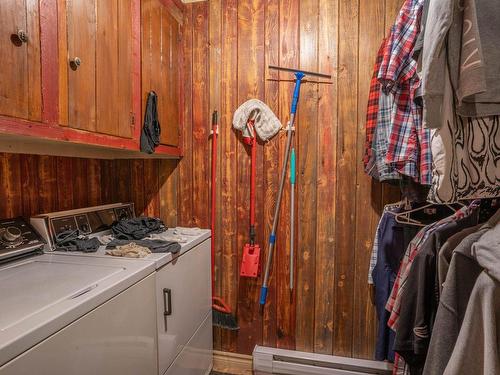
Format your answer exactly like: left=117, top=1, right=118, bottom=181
left=107, top=239, right=181, bottom=254
left=106, top=242, right=152, bottom=258
left=173, top=227, right=204, bottom=236
left=148, top=232, right=189, bottom=243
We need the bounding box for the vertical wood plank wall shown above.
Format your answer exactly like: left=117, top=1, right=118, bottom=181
left=0, top=153, right=178, bottom=227
left=179, top=0, right=403, bottom=358
left=0, top=0, right=406, bottom=361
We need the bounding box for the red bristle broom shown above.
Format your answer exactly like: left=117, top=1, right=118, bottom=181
left=210, top=110, right=239, bottom=330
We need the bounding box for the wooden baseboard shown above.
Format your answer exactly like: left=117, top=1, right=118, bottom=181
left=213, top=350, right=253, bottom=375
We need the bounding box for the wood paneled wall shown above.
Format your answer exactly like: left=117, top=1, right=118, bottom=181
left=0, top=0, right=405, bottom=361
left=0, top=153, right=178, bottom=227
left=179, top=0, right=403, bottom=359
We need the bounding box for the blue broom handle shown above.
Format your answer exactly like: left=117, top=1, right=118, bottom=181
left=260, top=72, right=305, bottom=307
left=291, top=72, right=305, bottom=115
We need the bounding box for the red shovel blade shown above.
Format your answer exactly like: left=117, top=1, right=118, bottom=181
left=240, top=243, right=261, bottom=278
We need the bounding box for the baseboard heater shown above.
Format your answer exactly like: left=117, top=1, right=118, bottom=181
left=253, top=346, right=393, bottom=375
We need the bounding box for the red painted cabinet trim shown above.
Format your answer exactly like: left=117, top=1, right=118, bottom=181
left=0, top=0, right=183, bottom=158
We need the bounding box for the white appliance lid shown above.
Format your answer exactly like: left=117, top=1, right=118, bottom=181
left=0, top=259, right=124, bottom=331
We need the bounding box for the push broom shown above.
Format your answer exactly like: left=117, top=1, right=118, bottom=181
left=210, top=110, right=239, bottom=330
left=260, top=66, right=331, bottom=307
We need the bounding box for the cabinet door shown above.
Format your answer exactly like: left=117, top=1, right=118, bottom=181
left=164, top=313, right=213, bottom=375
left=0, top=0, right=41, bottom=121
left=156, top=239, right=212, bottom=375
left=59, top=0, right=134, bottom=138
left=142, top=0, right=182, bottom=147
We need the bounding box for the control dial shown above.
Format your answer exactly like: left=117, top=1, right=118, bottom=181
left=3, top=226, right=22, bottom=242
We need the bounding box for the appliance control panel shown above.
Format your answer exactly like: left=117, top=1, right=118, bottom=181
left=49, top=205, right=134, bottom=238
left=0, top=217, right=45, bottom=262
left=30, top=203, right=136, bottom=251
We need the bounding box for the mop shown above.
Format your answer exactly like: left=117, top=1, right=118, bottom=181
left=233, top=99, right=282, bottom=278
left=239, top=119, right=260, bottom=278
left=260, top=66, right=331, bottom=307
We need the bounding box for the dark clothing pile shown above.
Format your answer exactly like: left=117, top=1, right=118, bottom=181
left=106, top=239, right=181, bottom=254
left=111, top=217, right=166, bottom=240
left=109, top=217, right=177, bottom=254
left=55, top=230, right=101, bottom=253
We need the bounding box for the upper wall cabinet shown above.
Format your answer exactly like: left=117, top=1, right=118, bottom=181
left=58, top=0, right=134, bottom=139
left=0, top=0, right=42, bottom=121
left=0, top=0, right=183, bottom=158
left=142, top=0, right=182, bottom=147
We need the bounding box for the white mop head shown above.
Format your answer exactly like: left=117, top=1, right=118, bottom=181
left=233, top=99, right=282, bottom=141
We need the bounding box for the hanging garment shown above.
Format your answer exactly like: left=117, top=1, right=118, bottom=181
left=364, top=38, right=388, bottom=170
left=452, top=1, right=500, bottom=117
left=437, top=224, right=482, bottom=291
left=372, top=208, right=419, bottom=362
left=377, top=0, right=423, bottom=90
left=370, top=89, right=402, bottom=181
left=393, top=207, right=480, bottom=374
left=140, top=91, right=161, bottom=154
left=444, top=271, right=500, bottom=375
left=426, top=63, right=500, bottom=203
left=412, top=0, right=430, bottom=61
left=369, top=211, right=384, bottom=285
left=364, top=0, right=432, bottom=185
left=441, top=220, right=500, bottom=375
left=386, top=217, right=446, bottom=330
left=423, top=209, right=500, bottom=375
left=387, top=207, right=463, bottom=375
left=428, top=115, right=500, bottom=202
left=386, top=205, right=475, bottom=330
left=422, top=0, right=500, bottom=124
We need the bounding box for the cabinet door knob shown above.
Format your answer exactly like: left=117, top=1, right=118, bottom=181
left=69, top=57, right=82, bottom=71
left=10, top=30, right=28, bottom=46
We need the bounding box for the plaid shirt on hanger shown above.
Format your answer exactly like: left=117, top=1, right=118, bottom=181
left=363, top=38, right=387, bottom=169
left=412, top=79, right=432, bottom=185
left=385, top=71, right=419, bottom=182
left=377, top=0, right=432, bottom=185
left=370, top=91, right=403, bottom=181
left=379, top=0, right=424, bottom=88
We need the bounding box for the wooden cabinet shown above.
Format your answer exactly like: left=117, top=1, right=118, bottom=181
left=0, top=0, right=41, bottom=121
left=0, top=0, right=183, bottom=157
left=142, top=0, right=183, bottom=147
left=58, top=0, right=134, bottom=138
